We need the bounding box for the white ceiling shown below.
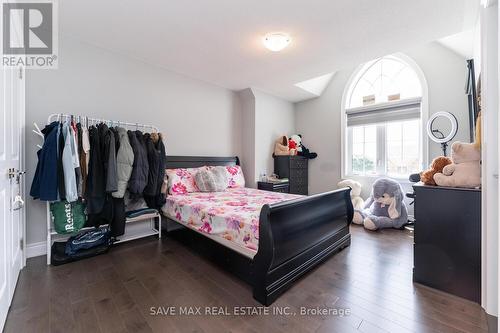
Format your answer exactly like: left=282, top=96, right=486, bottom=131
left=438, top=30, right=475, bottom=59
left=60, top=0, right=479, bottom=102
left=294, top=72, right=335, bottom=97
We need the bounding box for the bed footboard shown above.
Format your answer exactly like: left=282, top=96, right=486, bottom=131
left=252, top=187, right=353, bottom=305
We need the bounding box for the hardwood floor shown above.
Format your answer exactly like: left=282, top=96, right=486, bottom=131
left=4, top=225, right=488, bottom=333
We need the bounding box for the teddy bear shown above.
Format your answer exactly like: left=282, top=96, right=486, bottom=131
left=420, top=156, right=452, bottom=186
left=474, top=76, right=482, bottom=149
left=337, top=179, right=364, bottom=210
left=433, top=141, right=481, bottom=188
left=289, top=134, right=318, bottom=159
left=474, top=111, right=482, bottom=149
left=273, top=135, right=296, bottom=156
left=352, top=178, right=408, bottom=231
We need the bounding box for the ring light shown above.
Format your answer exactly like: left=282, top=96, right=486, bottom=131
left=426, top=111, right=458, bottom=156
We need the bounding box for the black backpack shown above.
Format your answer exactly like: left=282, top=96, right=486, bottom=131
left=50, top=227, right=112, bottom=266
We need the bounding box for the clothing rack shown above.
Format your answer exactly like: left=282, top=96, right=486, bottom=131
left=47, top=113, right=159, bottom=132
left=44, top=114, right=162, bottom=265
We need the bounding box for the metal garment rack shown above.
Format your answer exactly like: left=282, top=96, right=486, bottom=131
left=44, top=114, right=162, bottom=265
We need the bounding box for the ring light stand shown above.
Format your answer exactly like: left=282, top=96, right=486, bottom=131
left=426, top=111, right=458, bottom=156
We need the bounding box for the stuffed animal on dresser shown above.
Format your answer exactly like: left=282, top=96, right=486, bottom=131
left=337, top=179, right=364, bottom=210
left=273, top=135, right=296, bottom=156
left=474, top=76, right=482, bottom=149
left=352, top=178, right=408, bottom=231
left=289, top=134, right=318, bottom=159
left=420, top=156, right=452, bottom=186
left=433, top=141, right=481, bottom=188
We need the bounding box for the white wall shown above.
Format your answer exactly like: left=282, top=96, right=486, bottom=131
left=25, top=36, right=242, bottom=247
left=236, top=88, right=295, bottom=188
left=295, top=42, right=470, bottom=202
left=253, top=89, right=295, bottom=182
left=238, top=88, right=256, bottom=188
left=405, top=43, right=471, bottom=159
left=295, top=70, right=351, bottom=195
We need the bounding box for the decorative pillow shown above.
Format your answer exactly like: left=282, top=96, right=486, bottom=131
left=166, top=167, right=205, bottom=195
left=194, top=168, right=228, bottom=192
left=223, top=165, right=245, bottom=188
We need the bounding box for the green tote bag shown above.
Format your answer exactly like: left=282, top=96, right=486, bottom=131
left=50, top=200, right=86, bottom=234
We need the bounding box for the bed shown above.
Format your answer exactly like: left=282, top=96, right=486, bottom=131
left=162, top=156, right=353, bottom=305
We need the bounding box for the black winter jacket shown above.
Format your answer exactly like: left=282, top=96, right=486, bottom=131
left=144, top=133, right=166, bottom=209
left=143, top=133, right=159, bottom=196
left=98, top=124, right=118, bottom=193
left=85, top=125, right=105, bottom=214
left=127, top=130, right=149, bottom=198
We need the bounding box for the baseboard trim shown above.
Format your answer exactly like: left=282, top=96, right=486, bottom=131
left=487, top=313, right=498, bottom=333
left=26, top=241, right=46, bottom=258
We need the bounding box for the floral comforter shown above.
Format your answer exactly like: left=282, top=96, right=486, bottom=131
left=162, top=187, right=303, bottom=252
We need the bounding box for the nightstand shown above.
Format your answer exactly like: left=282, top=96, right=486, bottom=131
left=257, top=181, right=289, bottom=193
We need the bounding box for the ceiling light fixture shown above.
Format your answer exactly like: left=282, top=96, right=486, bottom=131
left=263, top=33, right=291, bottom=52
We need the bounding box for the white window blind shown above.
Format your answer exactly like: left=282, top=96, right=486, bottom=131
left=346, top=97, right=421, bottom=127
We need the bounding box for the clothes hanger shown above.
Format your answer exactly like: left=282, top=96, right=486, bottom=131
left=33, top=123, right=43, bottom=148
left=33, top=122, right=42, bottom=135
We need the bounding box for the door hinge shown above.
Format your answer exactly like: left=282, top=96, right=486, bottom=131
left=19, top=238, right=23, bottom=249
left=18, top=67, right=23, bottom=80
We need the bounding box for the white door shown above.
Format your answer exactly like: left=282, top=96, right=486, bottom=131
left=480, top=2, right=499, bottom=317
left=0, top=64, right=26, bottom=330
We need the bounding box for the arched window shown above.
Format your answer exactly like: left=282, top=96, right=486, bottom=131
left=347, top=55, right=422, bottom=108
left=343, top=55, right=426, bottom=178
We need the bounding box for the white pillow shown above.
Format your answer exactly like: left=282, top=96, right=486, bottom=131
left=194, top=168, right=228, bottom=192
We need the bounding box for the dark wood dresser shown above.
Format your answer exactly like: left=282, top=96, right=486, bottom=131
left=274, top=156, right=308, bottom=195
left=257, top=181, right=289, bottom=193
left=412, top=184, right=481, bottom=303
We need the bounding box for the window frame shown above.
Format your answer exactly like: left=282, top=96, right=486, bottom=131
left=341, top=53, right=429, bottom=182
left=346, top=116, right=422, bottom=179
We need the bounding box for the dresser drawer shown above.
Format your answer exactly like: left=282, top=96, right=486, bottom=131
left=273, top=186, right=289, bottom=193
left=290, top=157, right=308, bottom=169
left=290, top=184, right=308, bottom=195
left=257, top=182, right=289, bottom=193
left=290, top=168, right=308, bottom=182
left=274, top=156, right=308, bottom=195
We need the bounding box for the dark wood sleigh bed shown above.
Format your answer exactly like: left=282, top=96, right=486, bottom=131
left=162, top=156, right=353, bottom=306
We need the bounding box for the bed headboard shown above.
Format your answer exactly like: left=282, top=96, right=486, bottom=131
left=165, top=156, right=240, bottom=169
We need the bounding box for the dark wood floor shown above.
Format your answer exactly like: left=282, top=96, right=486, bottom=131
left=5, top=225, right=488, bottom=333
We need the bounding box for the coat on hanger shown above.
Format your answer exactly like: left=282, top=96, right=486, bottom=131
left=112, top=127, right=134, bottom=199
left=30, top=121, right=59, bottom=201
left=127, top=130, right=149, bottom=198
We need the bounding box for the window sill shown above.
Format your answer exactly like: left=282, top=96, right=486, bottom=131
left=342, top=173, right=413, bottom=184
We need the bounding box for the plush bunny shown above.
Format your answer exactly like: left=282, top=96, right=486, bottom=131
left=337, top=179, right=364, bottom=210
left=352, top=178, right=408, bottom=231
left=433, top=141, right=481, bottom=188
